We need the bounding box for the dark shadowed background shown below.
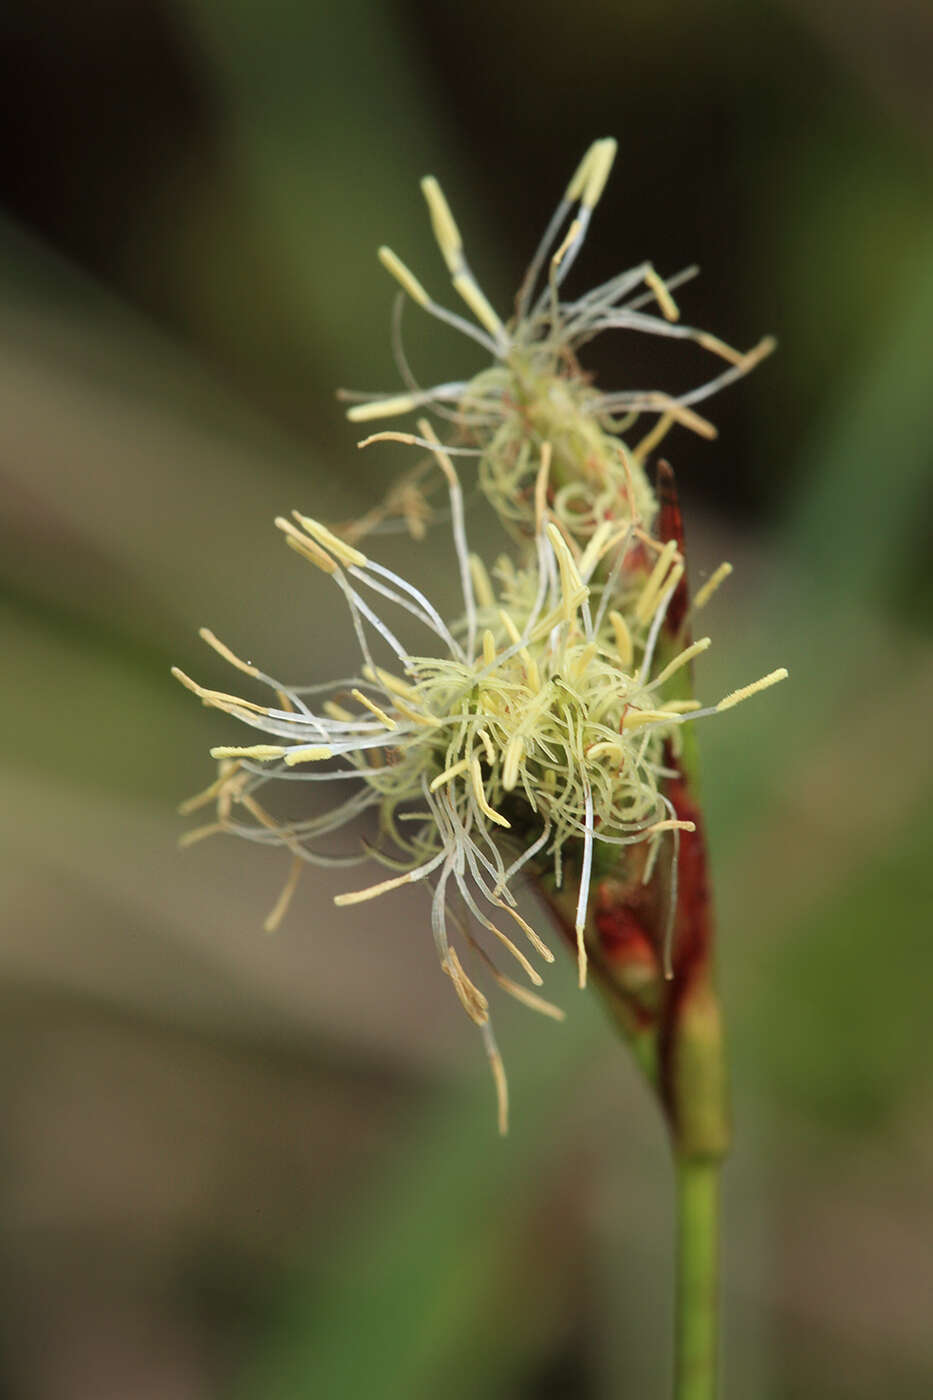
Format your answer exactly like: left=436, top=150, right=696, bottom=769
left=1, top=1, right=932, bottom=1396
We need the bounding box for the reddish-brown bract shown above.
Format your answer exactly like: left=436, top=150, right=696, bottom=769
left=656, top=460, right=691, bottom=636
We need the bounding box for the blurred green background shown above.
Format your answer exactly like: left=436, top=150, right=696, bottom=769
left=1, top=1, right=931, bottom=1396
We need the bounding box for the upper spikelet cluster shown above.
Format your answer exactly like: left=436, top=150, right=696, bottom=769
left=345, top=138, right=774, bottom=547
left=175, top=140, right=786, bottom=1132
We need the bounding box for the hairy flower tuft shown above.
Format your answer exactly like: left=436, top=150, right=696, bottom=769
left=343, top=138, right=774, bottom=548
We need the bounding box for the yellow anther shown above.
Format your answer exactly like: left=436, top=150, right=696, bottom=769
left=577, top=520, right=616, bottom=580
left=470, top=554, right=496, bottom=609
left=377, top=246, right=430, bottom=307
left=470, top=756, right=511, bottom=828
left=209, top=745, right=286, bottom=761
left=529, top=601, right=579, bottom=644
left=275, top=516, right=337, bottom=573
left=576, top=924, right=587, bottom=989
left=482, top=629, right=497, bottom=668
left=495, top=552, right=517, bottom=587
left=497, top=606, right=520, bottom=648
left=417, top=180, right=505, bottom=337
left=697, top=331, right=745, bottom=366
left=581, top=137, right=617, bottom=210
left=667, top=400, right=717, bottom=439
left=475, top=727, right=496, bottom=764
left=323, top=700, right=354, bottom=722
left=237, top=790, right=281, bottom=831
left=546, top=522, right=588, bottom=621
left=362, top=664, right=417, bottom=700
left=693, top=561, right=733, bottom=612
left=264, top=854, right=303, bottom=934
left=608, top=609, right=633, bottom=667
left=178, top=770, right=230, bottom=816
left=292, top=513, right=368, bottom=569
left=586, top=740, right=626, bottom=761
left=421, top=175, right=462, bottom=272
left=635, top=539, right=679, bottom=624
left=283, top=746, right=334, bottom=765
left=391, top=697, right=440, bottom=728
left=457, top=912, right=539, bottom=996
left=346, top=394, right=421, bottom=423
left=334, top=868, right=425, bottom=906
left=349, top=688, right=397, bottom=729
left=664, top=562, right=685, bottom=605
left=716, top=667, right=788, bottom=712
left=565, top=140, right=601, bottom=202
left=663, top=699, right=702, bottom=713
left=215, top=761, right=246, bottom=822
left=502, top=733, right=524, bottom=791
left=170, top=665, right=207, bottom=697
left=644, top=264, right=679, bottom=321
left=621, top=708, right=675, bottom=730
left=632, top=394, right=716, bottom=440
left=488, top=1044, right=509, bottom=1137
left=429, top=757, right=471, bottom=792
left=534, top=443, right=552, bottom=532
left=445, top=947, right=489, bottom=1026
left=568, top=642, right=598, bottom=684
left=170, top=668, right=271, bottom=717
left=642, top=818, right=696, bottom=836
left=451, top=271, right=505, bottom=340
left=198, top=628, right=259, bottom=678
left=498, top=609, right=541, bottom=690
left=651, top=636, right=711, bottom=689
left=551, top=219, right=581, bottom=274
left=737, top=335, right=777, bottom=373
left=485, top=971, right=564, bottom=1021
left=498, top=902, right=554, bottom=962
left=178, top=822, right=224, bottom=848
left=416, top=418, right=459, bottom=490
left=211, top=766, right=240, bottom=812
left=632, top=410, right=676, bottom=463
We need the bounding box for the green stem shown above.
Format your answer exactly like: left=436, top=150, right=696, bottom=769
left=673, top=1156, right=720, bottom=1400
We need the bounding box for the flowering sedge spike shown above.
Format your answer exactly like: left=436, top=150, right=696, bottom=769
left=342, top=138, right=775, bottom=551
left=175, top=436, right=786, bottom=1130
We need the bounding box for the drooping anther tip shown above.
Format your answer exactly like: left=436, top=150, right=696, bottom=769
left=171, top=666, right=199, bottom=694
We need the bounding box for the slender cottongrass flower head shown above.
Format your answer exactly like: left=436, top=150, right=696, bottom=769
left=342, top=138, right=775, bottom=549
left=175, top=426, right=786, bottom=1131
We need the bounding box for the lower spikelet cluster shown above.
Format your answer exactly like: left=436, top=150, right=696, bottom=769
left=176, top=443, right=784, bottom=1131
left=176, top=140, right=786, bottom=1131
